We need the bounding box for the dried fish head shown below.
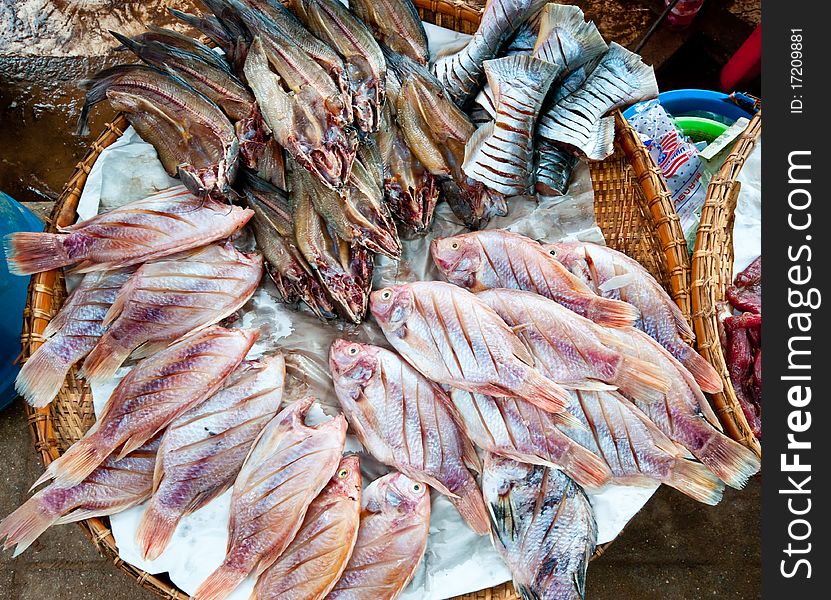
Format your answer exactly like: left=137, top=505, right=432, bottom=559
left=369, top=285, right=413, bottom=333
left=330, top=455, right=363, bottom=502
left=328, top=339, right=377, bottom=387
left=430, top=234, right=483, bottom=288
left=365, top=472, right=430, bottom=515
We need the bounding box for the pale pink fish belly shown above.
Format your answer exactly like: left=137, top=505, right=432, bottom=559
left=135, top=355, right=286, bottom=561
left=193, top=397, right=347, bottom=600
left=34, top=325, right=258, bottom=489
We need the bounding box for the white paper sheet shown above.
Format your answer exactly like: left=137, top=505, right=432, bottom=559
left=731, top=138, right=762, bottom=274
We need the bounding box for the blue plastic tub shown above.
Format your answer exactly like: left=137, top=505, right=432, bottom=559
left=624, top=89, right=755, bottom=125
left=0, top=193, right=44, bottom=410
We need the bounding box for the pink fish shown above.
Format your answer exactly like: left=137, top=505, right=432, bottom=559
left=0, top=435, right=160, bottom=557
left=326, top=472, right=430, bottom=600
left=330, top=339, right=489, bottom=534
left=4, top=186, right=253, bottom=275
left=135, top=355, right=286, bottom=560
left=369, top=281, right=572, bottom=417
left=15, top=267, right=135, bottom=408
left=252, top=456, right=362, bottom=600
left=81, top=241, right=263, bottom=382
left=33, top=325, right=258, bottom=489
left=193, top=397, right=347, bottom=600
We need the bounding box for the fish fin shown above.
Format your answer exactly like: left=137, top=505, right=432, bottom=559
left=552, top=410, right=588, bottom=432
left=613, top=355, right=671, bottom=402
left=135, top=499, right=180, bottom=561
left=667, top=459, right=725, bottom=506
left=665, top=297, right=696, bottom=342
left=678, top=347, right=724, bottom=394
left=54, top=508, right=115, bottom=525
left=0, top=494, right=60, bottom=556
left=3, top=232, right=72, bottom=276
left=585, top=296, right=639, bottom=328
left=598, top=273, right=637, bottom=293
left=130, top=340, right=170, bottom=361
left=534, top=4, right=608, bottom=71
left=490, top=371, right=569, bottom=415
left=80, top=336, right=133, bottom=383
left=693, top=428, right=760, bottom=489
left=607, top=42, right=660, bottom=101
left=116, top=434, right=151, bottom=462
left=192, top=560, right=249, bottom=600
left=560, top=380, right=617, bottom=392
left=32, top=433, right=107, bottom=489
left=100, top=275, right=135, bottom=327
left=15, top=339, right=74, bottom=408
left=484, top=55, right=561, bottom=109
left=510, top=323, right=534, bottom=335
left=582, top=116, right=615, bottom=161
left=433, top=386, right=482, bottom=473
left=448, top=476, right=490, bottom=535
left=562, top=444, right=613, bottom=490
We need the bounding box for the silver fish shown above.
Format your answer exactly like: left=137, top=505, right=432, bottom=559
left=135, top=355, right=285, bottom=560
left=535, top=139, right=578, bottom=196
left=532, top=4, right=608, bottom=72
left=329, top=339, right=489, bottom=534
left=483, top=455, right=597, bottom=600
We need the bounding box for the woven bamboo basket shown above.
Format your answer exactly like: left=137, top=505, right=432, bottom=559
left=691, top=106, right=763, bottom=459
left=18, top=2, right=694, bottom=599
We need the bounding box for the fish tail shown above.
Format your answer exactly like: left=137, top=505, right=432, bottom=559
left=585, top=296, right=639, bottom=328
left=667, top=459, right=725, bottom=506
left=0, top=493, right=62, bottom=556
left=34, top=434, right=107, bottom=489
left=562, top=445, right=612, bottom=490
left=678, top=347, right=724, bottom=394
left=135, top=499, right=180, bottom=561
left=518, top=372, right=570, bottom=414
left=15, top=339, right=75, bottom=408
left=3, top=232, right=71, bottom=276
left=77, top=65, right=149, bottom=135
left=80, top=336, right=132, bottom=382
left=613, top=356, right=671, bottom=402
left=448, top=476, right=491, bottom=535
left=691, top=427, right=761, bottom=489
left=192, top=560, right=248, bottom=600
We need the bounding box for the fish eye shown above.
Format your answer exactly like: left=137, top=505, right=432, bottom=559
left=380, top=290, right=392, bottom=300
left=450, top=241, right=460, bottom=250
left=347, top=346, right=359, bottom=356
left=549, top=249, right=557, bottom=257
left=338, top=468, right=349, bottom=479
left=412, top=482, right=423, bottom=493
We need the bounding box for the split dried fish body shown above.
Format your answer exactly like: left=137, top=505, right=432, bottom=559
left=534, top=139, right=578, bottom=196
left=0, top=436, right=160, bottom=557
left=547, top=241, right=723, bottom=393
left=369, top=281, right=571, bottom=415
left=532, top=4, right=608, bottom=72
left=483, top=455, right=597, bottom=600
left=168, top=6, right=249, bottom=70
left=121, top=25, right=235, bottom=74
left=326, top=472, right=430, bottom=600
left=4, top=186, right=253, bottom=276
left=135, top=355, right=286, bottom=561
left=463, top=55, right=561, bottom=195
left=330, top=340, right=489, bottom=534
left=193, top=397, right=347, bottom=600
left=15, top=268, right=135, bottom=408
left=430, top=230, right=638, bottom=328
left=242, top=173, right=337, bottom=319
left=78, top=65, right=240, bottom=197
left=253, top=456, right=361, bottom=600
left=450, top=390, right=612, bottom=490
left=34, top=326, right=259, bottom=489
left=350, top=0, right=430, bottom=65
left=433, top=0, right=548, bottom=108
left=80, top=242, right=263, bottom=382
left=537, top=43, right=658, bottom=159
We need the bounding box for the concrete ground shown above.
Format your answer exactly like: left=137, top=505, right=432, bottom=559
left=1, top=1, right=762, bottom=599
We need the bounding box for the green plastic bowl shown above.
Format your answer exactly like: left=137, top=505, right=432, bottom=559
left=673, top=116, right=730, bottom=144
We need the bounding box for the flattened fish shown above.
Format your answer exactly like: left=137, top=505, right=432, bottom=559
left=537, top=43, right=658, bottom=159
left=15, top=268, right=135, bottom=408
left=369, top=281, right=573, bottom=416
left=535, top=140, right=578, bottom=196
left=4, top=186, right=253, bottom=276
left=548, top=241, right=723, bottom=392
left=193, top=397, right=346, bottom=600
left=81, top=242, right=263, bottom=382
left=33, top=326, right=258, bottom=489
left=532, top=4, right=607, bottom=72
left=329, top=340, right=489, bottom=534
left=77, top=65, right=240, bottom=197
left=483, top=455, right=597, bottom=600
left=135, top=355, right=286, bottom=560
left=0, top=436, right=160, bottom=557
left=430, top=230, right=638, bottom=327
left=462, top=56, right=561, bottom=195
left=350, top=0, right=430, bottom=65
left=252, top=456, right=361, bottom=600
left=326, top=472, right=430, bottom=600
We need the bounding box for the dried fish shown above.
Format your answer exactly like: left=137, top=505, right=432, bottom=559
left=350, top=0, right=430, bottom=65
left=330, top=340, right=489, bottom=534
left=0, top=436, right=160, bottom=557
left=135, top=355, right=285, bottom=560
left=252, top=456, right=361, bottom=600
left=483, top=455, right=597, bottom=600
left=33, top=326, right=258, bottom=489
left=119, top=25, right=235, bottom=74
left=369, top=281, right=574, bottom=416
left=80, top=242, right=263, bottom=382
left=167, top=7, right=248, bottom=70
left=537, top=43, right=658, bottom=159
left=14, top=268, right=135, bottom=408
left=326, top=472, right=430, bottom=600
left=430, top=230, right=638, bottom=328
left=535, top=139, right=578, bottom=196
left=433, top=0, right=548, bottom=107
left=193, top=397, right=346, bottom=600
left=4, top=186, right=253, bottom=276
left=532, top=4, right=608, bottom=72
left=462, top=56, right=561, bottom=195
left=77, top=65, right=240, bottom=197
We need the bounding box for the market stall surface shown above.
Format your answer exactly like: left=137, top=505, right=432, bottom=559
left=1, top=0, right=761, bottom=598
